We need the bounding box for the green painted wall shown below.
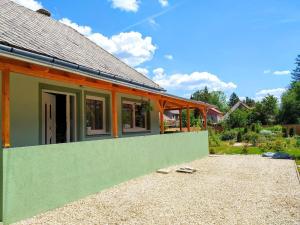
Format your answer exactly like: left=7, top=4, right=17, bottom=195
left=8, top=72, right=160, bottom=147
left=2, top=131, right=208, bottom=224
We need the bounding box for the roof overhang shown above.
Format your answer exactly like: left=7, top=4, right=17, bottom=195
left=0, top=44, right=213, bottom=110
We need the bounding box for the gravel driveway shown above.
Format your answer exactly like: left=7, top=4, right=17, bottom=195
left=14, top=155, right=300, bottom=225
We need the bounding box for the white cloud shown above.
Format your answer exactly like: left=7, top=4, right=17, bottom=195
left=164, top=54, right=173, bottom=60
left=273, top=70, right=290, bottom=75
left=135, top=67, right=149, bottom=76
left=12, top=0, right=43, bottom=10
left=60, top=18, right=156, bottom=67
left=255, top=88, right=287, bottom=101
left=264, top=69, right=291, bottom=75
left=59, top=18, right=92, bottom=36
left=159, top=0, right=169, bottom=7
left=110, top=0, right=139, bottom=12
left=152, top=69, right=237, bottom=92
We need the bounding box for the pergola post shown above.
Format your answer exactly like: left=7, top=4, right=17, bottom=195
left=111, top=90, right=118, bottom=138
left=201, top=107, right=207, bottom=130
left=2, top=69, right=10, bottom=148
left=187, top=106, right=190, bottom=132
left=160, top=109, right=164, bottom=134
left=179, top=108, right=182, bottom=132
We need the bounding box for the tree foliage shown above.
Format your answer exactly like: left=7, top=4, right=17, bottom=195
left=279, top=82, right=300, bottom=124
left=228, top=92, right=240, bottom=107
left=226, top=109, right=249, bottom=128
left=243, top=97, right=255, bottom=107
left=292, top=55, right=300, bottom=82
left=249, top=95, right=279, bottom=125
left=191, top=87, right=228, bottom=112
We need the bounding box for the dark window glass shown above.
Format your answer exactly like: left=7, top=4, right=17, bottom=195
left=135, top=104, right=146, bottom=128
left=86, top=99, right=103, bottom=131
left=122, top=103, right=133, bottom=129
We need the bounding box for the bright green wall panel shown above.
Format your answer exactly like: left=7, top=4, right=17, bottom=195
left=2, top=131, right=208, bottom=224
left=9, top=73, right=160, bottom=147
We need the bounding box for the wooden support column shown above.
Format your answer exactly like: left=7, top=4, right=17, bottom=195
left=203, top=108, right=207, bottom=130
left=111, top=90, right=118, bottom=138
left=179, top=109, right=182, bottom=132
left=201, top=107, right=207, bottom=130
left=160, top=109, right=164, bottom=134
left=157, top=100, right=166, bottom=134
left=2, top=69, right=10, bottom=148
left=187, top=106, right=190, bottom=132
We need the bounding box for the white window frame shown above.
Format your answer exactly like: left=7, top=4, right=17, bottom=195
left=86, top=95, right=106, bottom=135
left=122, top=100, right=147, bottom=132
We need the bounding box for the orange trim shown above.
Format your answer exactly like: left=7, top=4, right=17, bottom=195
left=111, top=90, right=118, bottom=138
left=187, top=107, right=190, bottom=132
left=2, top=69, right=10, bottom=148
left=0, top=56, right=207, bottom=114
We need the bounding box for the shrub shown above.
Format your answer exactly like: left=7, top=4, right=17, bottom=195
left=289, top=128, right=295, bottom=137
left=241, top=144, right=248, bottom=154
left=295, top=137, right=300, bottom=148
left=209, top=133, right=221, bottom=147
left=282, top=127, right=288, bottom=137
left=267, top=125, right=282, bottom=133
left=243, top=127, right=248, bottom=134
left=244, top=132, right=259, bottom=146
left=251, top=123, right=256, bottom=132
left=237, top=131, right=242, bottom=143
left=273, top=140, right=285, bottom=152
left=209, top=147, right=216, bottom=154
left=220, top=130, right=237, bottom=141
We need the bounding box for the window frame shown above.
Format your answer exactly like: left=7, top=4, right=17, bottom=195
left=122, top=100, right=148, bottom=133
left=85, top=95, right=106, bottom=136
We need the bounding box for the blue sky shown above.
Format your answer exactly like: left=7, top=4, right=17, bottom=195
left=14, top=0, right=300, bottom=101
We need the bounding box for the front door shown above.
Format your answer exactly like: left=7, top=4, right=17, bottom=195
left=42, top=92, right=56, bottom=144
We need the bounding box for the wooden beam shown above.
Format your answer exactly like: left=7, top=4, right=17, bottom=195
left=187, top=106, right=190, bottom=132
left=2, top=69, right=10, bottom=148
left=160, top=109, right=164, bottom=134
left=0, top=56, right=208, bottom=115
left=179, top=109, right=182, bottom=132
left=203, top=107, right=207, bottom=130
left=111, top=90, right=118, bottom=138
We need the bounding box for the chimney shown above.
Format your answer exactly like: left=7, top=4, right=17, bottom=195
left=36, top=8, right=51, bottom=17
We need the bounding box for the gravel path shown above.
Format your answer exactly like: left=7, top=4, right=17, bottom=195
left=14, top=155, right=300, bottom=225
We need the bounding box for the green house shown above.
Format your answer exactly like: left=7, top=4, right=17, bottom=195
left=0, top=1, right=210, bottom=224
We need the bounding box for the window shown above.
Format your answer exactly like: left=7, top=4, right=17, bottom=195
left=86, top=96, right=106, bottom=135
left=122, top=101, right=148, bottom=132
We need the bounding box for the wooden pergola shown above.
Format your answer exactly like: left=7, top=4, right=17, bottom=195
left=0, top=56, right=209, bottom=148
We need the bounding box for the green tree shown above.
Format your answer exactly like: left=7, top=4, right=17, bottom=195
left=243, top=97, right=255, bottom=107
left=261, top=95, right=279, bottom=125
left=191, top=86, right=228, bottom=115
left=248, top=95, right=279, bottom=125
left=279, top=82, right=300, bottom=124
left=228, top=92, right=240, bottom=107
left=226, top=109, right=249, bottom=128
left=292, top=55, right=300, bottom=82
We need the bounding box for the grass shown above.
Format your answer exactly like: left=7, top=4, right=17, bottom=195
left=210, top=143, right=261, bottom=155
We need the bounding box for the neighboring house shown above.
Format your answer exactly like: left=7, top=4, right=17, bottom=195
left=207, top=107, right=223, bottom=124
left=223, top=101, right=252, bottom=120
left=0, top=1, right=211, bottom=224
left=164, top=110, right=180, bottom=127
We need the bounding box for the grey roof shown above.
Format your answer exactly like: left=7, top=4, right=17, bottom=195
left=223, top=101, right=251, bottom=120
left=0, top=0, right=162, bottom=91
